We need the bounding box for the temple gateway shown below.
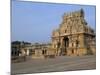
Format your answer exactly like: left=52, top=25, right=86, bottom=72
left=51, top=9, right=96, bottom=56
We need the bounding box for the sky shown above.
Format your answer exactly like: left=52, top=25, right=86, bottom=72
left=11, top=0, right=96, bottom=43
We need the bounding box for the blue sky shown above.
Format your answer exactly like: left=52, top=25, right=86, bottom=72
left=11, top=0, right=96, bottom=43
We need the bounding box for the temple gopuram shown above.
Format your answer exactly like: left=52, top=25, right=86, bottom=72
left=51, top=9, right=96, bottom=56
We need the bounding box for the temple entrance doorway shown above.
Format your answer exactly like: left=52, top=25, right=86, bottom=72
left=61, top=36, right=69, bottom=55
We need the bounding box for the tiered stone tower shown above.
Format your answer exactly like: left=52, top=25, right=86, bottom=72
left=52, top=9, right=96, bottom=56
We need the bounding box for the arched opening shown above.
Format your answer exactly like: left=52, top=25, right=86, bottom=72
left=63, top=37, right=69, bottom=47
left=72, top=49, right=74, bottom=54
left=42, top=49, right=47, bottom=55
left=76, top=40, right=79, bottom=47
left=62, top=36, right=69, bottom=55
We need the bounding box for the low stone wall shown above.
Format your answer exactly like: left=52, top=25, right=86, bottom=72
left=11, top=56, right=26, bottom=63
left=44, top=55, right=55, bottom=58
left=32, top=55, right=44, bottom=59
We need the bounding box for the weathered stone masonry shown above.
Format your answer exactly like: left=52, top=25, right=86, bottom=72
left=51, top=9, right=96, bottom=56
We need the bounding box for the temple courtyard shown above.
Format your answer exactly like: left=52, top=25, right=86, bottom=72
left=11, top=55, right=96, bottom=74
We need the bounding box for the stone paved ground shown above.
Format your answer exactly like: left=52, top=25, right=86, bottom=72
left=11, top=55, right=96, bottom=75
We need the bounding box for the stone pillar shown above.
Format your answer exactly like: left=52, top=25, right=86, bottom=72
left=79, top=34, right=85, bottom=48
left=26, top=49, right=29, bottom=56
